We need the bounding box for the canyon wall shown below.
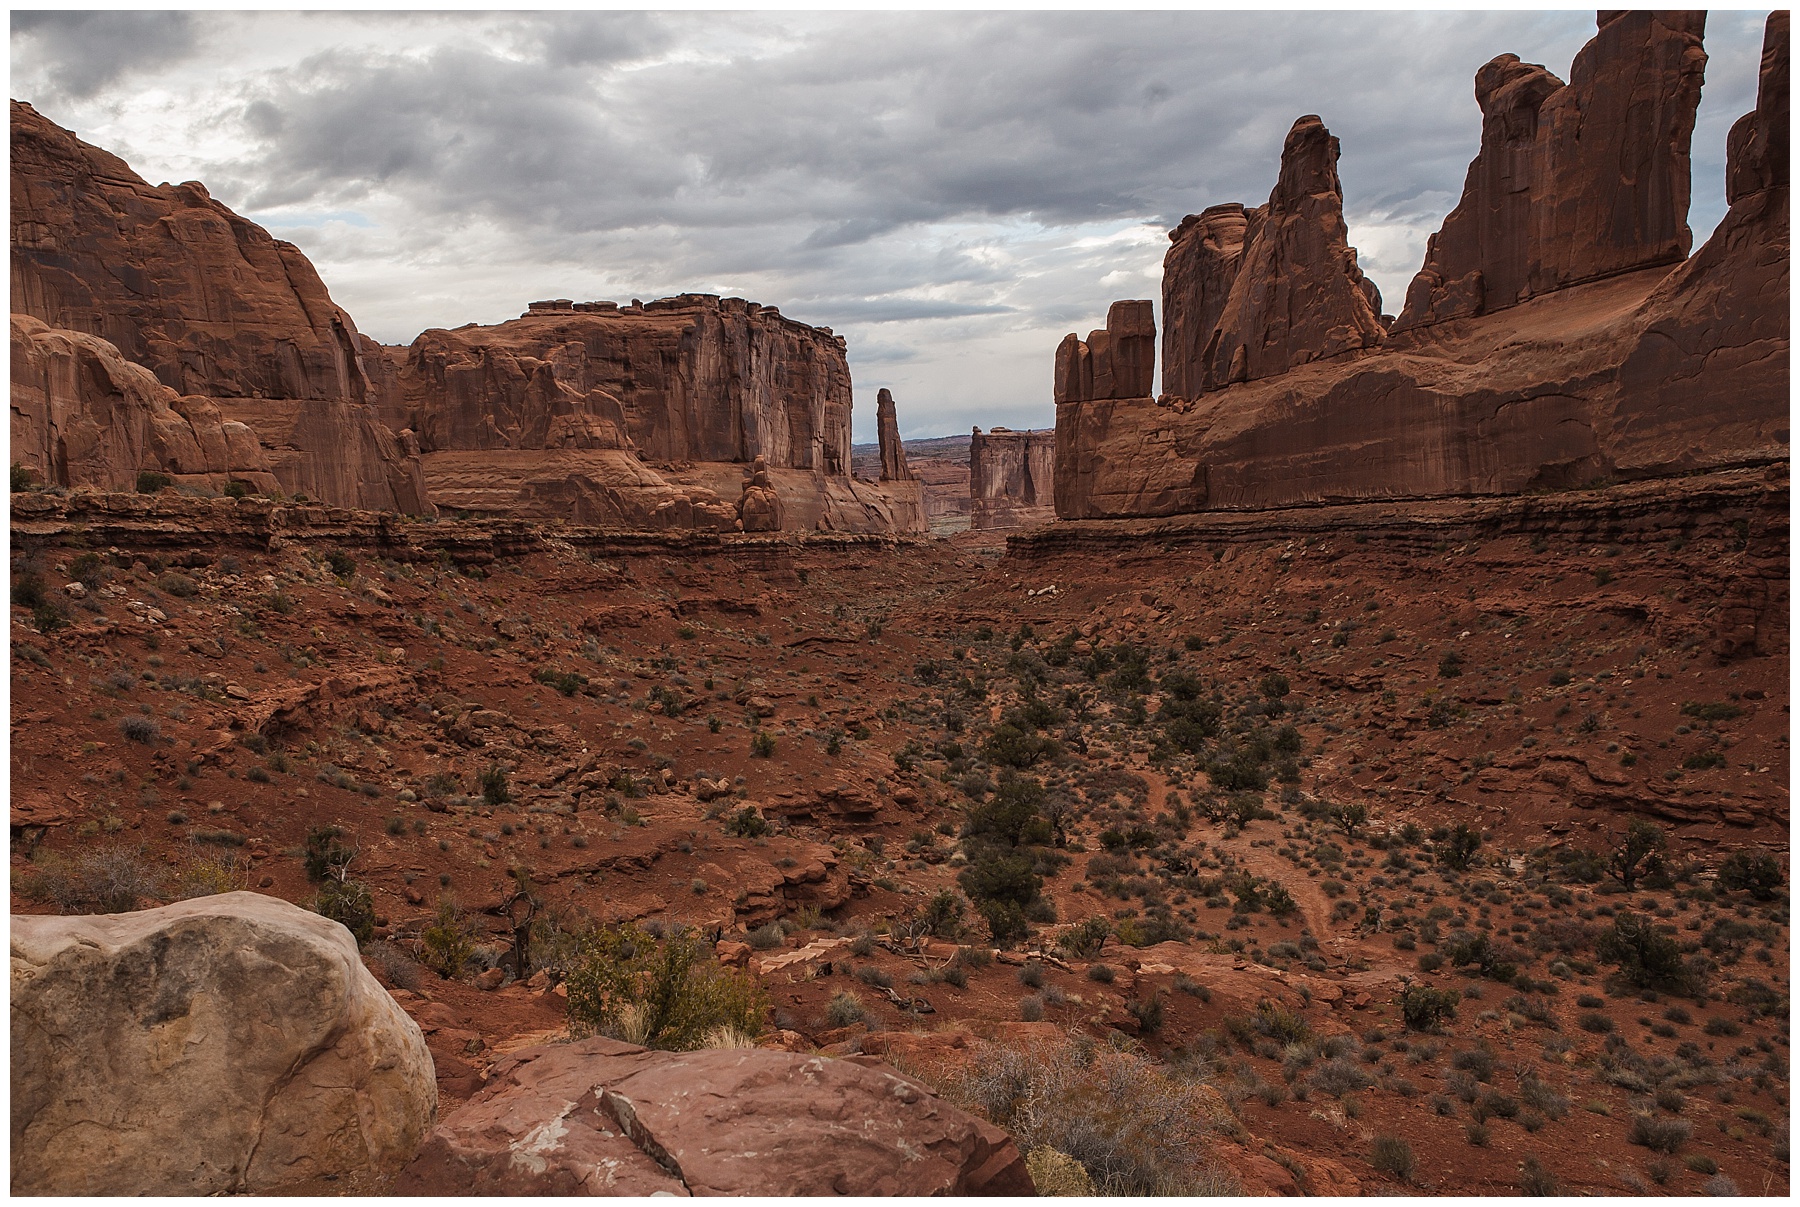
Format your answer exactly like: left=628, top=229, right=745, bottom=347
left=1058, top=9, right=1787, bottom=520
left=9, top=101, right=430, bottom=513
left=970, top=428, right=1056, bottom=530
left=375, top=298, right=923, bottom=534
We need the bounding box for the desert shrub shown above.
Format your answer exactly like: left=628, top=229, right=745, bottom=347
left=118, top=715, right=160, bottom=745
left=1609, top=819, right=1666, bottom=889
left=1368, top=1135, right=1415, bottom=1182
left=1519, top=1156, right=1559, bottom=1196
left=934, top=1034, right=1229, bottom=1194
left=1059, top=915, right=1112, bottom=958
left=824, top=990, right=866, bottom=1028
left=1597, top=912, right=1699, bottom=995
left=302, top=825, right=353, bottom=882
left=155, top=572, right=197, bottom=598
left=364, top=940, right=424, bottom=990
left=1025, top=1147, right=1096, bottom=1196
left=420, top=900, right=477, bottom=979
left=917, top=889, right=968, bottom=939
left=1716, top=850, right=1784, bottom=901
left=136, top=470, right=173, bottom=493
left=1307, top=1057, right=1374, bottom=1098
left=1627, top=1114, right=1692, bottom=1155
left=565, top=923, right=767, bottom=1050
left=1401, top=984, right=1459, bottom=1032
left=314, top=877, right=376, bottom=944
left=22, top=845, right=167, bottom=913
left=325, top=550, right=356, bottom=578
left=1438, top=824, right=1482, bottom=871
left=750, top=730, right=777, bottom=758
left=479, top=763, right=512, bottom=806
left=723, top=807, right=772, bottom=839
left=981, top=723, right=1060, bottom=768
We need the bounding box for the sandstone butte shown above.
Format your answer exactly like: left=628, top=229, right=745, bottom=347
left=8, top=101, right=924, bottom=537
left=1059, top=9, right=1788, bottom=520
left=969, top=426, right=1056, bottom=530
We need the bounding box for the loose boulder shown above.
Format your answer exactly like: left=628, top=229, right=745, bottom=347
left=394, top=1037, right=1034, bottom=1195
left=11, top=891, right=437, bottom=1195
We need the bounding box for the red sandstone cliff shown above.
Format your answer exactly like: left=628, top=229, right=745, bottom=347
left=376, top=298, right=923, bottom=534
left=1396, top=11, right=1708, bottom=330
left=969, top=428, right=1056, bottom=531
left=9, top=101, right=430, bottom=514
left=1161, top=204, right=1248, bottom=401
left=1053, top=301, right=1156, bottom=404
left=1056, top=10, right=1787, bottom=520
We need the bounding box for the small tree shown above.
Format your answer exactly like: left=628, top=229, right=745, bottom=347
left=1329, top=802, right=1368, bottom=839
left=1608, top=819, right=1665, bottom=890
left=1438, top=824, right=1482, bottom=871
left=480, top=763, right=512, bottom=806
left=1596, top=912, right=1697, bottom=995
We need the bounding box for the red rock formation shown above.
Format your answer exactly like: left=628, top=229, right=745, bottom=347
left=1530, top=10, right=1707, bottom=294
left=379, top=297, right=923, bottom=534
left=10, top=102, right=430, bottom=513
left=1203, top=115, right=1386, bottom=389
left=1053, top=300, right=1156, bottom=403
left=969, top=426, right=1056, bottom=530
left=11, top=315, right=279, bottom=495
left=394, top=1038, right=1033, bottom=1195
left=1397, top=12, right=1707, bottom=329
left=735, top=454, right=785, bottom=532
left=1161, top=203, right=1248, bottom=399
left=1055, top=12, right=1785, bottom=520
left=875, top=388, right=911, bottom=481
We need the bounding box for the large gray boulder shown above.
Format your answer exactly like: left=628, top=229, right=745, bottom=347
left=11, top=891, right=436, bottom=1194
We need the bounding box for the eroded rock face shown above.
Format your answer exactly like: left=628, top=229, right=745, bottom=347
left=1203, top=115, right=1386, bottom=389
left=1397, top=12, right=1707, bottom=329
left=970, top=426, right=1056, bottom=530
left=1161, top=203, right=1249, bottom=399
left=11, top=314, right=279, bottom=495
left=1056, top=12, right=1785, bottom=520
left=10, top=102, right=431, bottom=513
left=736, top=455, right=785, bottom=532
left=1054, top=300, right=1156, bottom=403
left=875, top=388, right=911, bottom=481
left=393, top=1038, right=1031, bottom=1196
left=10, top=892, right=436, bottom=1195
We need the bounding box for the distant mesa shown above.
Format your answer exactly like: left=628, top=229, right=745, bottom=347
left=1056, top=8, right=1787, bottom=520
left=970, top=427, right=1056, bottom=531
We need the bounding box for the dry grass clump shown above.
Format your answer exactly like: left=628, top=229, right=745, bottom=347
left=922, top=1032, right=1237, bottom=1195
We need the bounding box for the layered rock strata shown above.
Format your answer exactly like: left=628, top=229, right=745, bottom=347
left=970, top=426, right=1056, bottom=530
left=1057, top=10, right=1786, bottom=520
left=11, top=893, right=436, bottom=1195
left=1396, top=11, right=1708, bottom=330
left=374, top=297, right=924, bottom=533
left=9, top=102, right=430, bottom=513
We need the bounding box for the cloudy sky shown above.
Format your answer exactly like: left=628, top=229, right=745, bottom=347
left=11, top=8, right=1770, bottom=442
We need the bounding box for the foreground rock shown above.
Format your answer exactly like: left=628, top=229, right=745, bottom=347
left=395, top=1037, right=1033, bottom=1195
left=11, top=892, right=436, bottom=1195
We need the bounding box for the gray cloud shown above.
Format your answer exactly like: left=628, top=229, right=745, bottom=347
left=11, top=10, right=199, bottom=99
left=10, top=10, right=1773, bottom=442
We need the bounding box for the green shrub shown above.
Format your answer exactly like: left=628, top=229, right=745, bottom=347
left=723, top=807, right=772, bottom=839
left=302, top=825, right=352, bottom=882
left=1717, top=850, right=1784, bottom=900
left=1680, top=700, right=1742, bottom=723
left=314, top=877, right=375, bottom=944
left=480, top=763, right=511, bottom=806
left=136, top=470, right=173, bottom=493
left=325, top=550, right=356, bottom=578
left=420, top=900, right=476, bottom=978
left=565, top=923, right=767, bottom=1049
left=1400, top=984, right=1459, bottom=1032
left=824, top=990, right=866, bottom=1028
left=1438, top=824, right=1482, bottom=871
left=11, top=462, right=36, bottom=491
left=750, top=730, right=777, bottom=758
left=1627, top=1114, right=1692, bottom=1155
left=1058, top=915, right=1112, bottom=958
left=1597, top=912, right=1698, bottom=995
